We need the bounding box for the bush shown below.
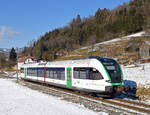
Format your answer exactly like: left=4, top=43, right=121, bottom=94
left=136, top=84, right=150, bottom=101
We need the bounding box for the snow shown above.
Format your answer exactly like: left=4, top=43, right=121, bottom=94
left=0, top=79, right=106, bottom=115
left=95, top=32, right=145, bottom=46
left=122, top=63, right=150, bottom=87
left=80, top=31, right=145, bottom=50
left=122, top=32, right=145, bottom=38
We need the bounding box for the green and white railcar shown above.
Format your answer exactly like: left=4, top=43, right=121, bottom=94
left=20, top=56, right=124, bottom=95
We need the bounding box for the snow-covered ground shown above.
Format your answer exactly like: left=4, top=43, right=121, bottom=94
left=0, top=62, right=150, bottom=114
left=80, top=31, right=145, bottom=50
left=95, top=32, right=145, bottom=46
left=123, top=63, right=150, bottom=88
left=0, top=79, right=108, bottom=115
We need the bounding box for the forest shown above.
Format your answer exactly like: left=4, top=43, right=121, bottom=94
left=0, top=48, right=17, bottom=69
left=21, top=0, right=150, bottom=61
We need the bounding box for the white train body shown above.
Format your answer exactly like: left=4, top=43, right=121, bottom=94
left=20, top=56, right=124, bottom=94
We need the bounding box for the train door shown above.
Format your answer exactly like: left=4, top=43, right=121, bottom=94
left=24, top=67, right=27, bottom=79
left=66, top=67, right=72, bottom=88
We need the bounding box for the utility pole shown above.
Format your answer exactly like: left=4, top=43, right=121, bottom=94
left=16, top=47, right=18, bottom=82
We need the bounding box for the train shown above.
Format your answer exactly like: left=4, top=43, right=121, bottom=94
left=19, top=56, right=124, bottom=95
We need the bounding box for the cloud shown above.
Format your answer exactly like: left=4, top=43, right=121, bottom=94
left=0, top=26, right=20, bottom=40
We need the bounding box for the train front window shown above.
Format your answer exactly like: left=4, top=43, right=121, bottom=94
left=102, top=60, right=121, bottom=83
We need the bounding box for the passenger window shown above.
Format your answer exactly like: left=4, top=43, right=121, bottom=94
left=46, top=68, right=65, bottom=80
left=73, top=67, right=103, bottom=80
left=21, top=68, right=24, bottom=73
left=89, top=68, right=103, bottom=80
left=74, top=68, right=80, bottom=79
left=37, top=68, right=44, bottom=77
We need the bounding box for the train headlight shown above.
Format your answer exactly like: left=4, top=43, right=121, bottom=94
left=106, top=80, right=111, bottom=83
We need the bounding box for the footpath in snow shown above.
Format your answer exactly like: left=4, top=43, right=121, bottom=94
left=0, top=79, right=106, bottom=115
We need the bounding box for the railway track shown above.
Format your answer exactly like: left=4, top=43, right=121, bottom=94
left=18, top=79, right=150, bottom=115
left=102, top=98, right=150, bottom=114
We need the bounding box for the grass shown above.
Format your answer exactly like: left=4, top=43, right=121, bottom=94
left=136, top=84, right=150, bottom=101
left=55, top=36, right=150, bottom=64
left=3, top=67, right=16, bottom=72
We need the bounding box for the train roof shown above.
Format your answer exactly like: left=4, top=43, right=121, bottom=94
left=21, top=56, right=116, bottom=67
left=80, top=56, right=115, bottom=62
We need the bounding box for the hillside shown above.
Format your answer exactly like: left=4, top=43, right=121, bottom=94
left=21, top=0, right=150, bottom=61
left=56, top=32, right=150, bottom=64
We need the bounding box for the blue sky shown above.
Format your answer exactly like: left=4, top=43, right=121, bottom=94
left=0, top=0, right=130, bottom=48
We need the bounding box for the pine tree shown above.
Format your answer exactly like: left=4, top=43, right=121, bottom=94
left=9, top=48, right=17, bottom=61
left=76, top=14, right=82, bottom=24
left=95, top=8, right=101, bottom=19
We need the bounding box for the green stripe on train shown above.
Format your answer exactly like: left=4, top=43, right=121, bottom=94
left=66, top=67, right=72, bottom=88
left=24, top=67, right=27, bottom=79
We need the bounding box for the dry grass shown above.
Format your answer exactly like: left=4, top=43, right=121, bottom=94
left=136, top=85, right=150, bottom=101
left=56, top=36, right=150, bottom=63
left=138, top=36, right=150, bottom=41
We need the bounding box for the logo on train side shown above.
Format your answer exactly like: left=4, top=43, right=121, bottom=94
left=85, top=83, right=88, bottom=86
left=77, top=80, right=80, bottom=84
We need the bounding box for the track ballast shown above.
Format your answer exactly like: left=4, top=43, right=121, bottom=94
left=17, top=79, right=150, bottom=115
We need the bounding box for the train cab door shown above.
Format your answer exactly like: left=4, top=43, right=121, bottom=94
left=66, top=67, right=72, bottom=88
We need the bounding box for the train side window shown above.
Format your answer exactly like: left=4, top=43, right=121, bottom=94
left=34, top=68, right=37, bottom=76
left=53, top=70, right=57, bottom=79
left=46, top=68, right=65, bottom=80
left=46, top=69, right=50, bottom=78
left=58, top=68, right=65, bottom=80
left=32, top=68, right=36, bottom=76
left=27, top=68, right=31, bottom=76
left=89, top=68, right=103, bottom=80
left=42, top=68, right=44, bottom=77
left=37, top=68, right=39, bottom=77
left=73, top=68, right=89, bottom=79
left=46, top=68, right=52, bottom=78
left=29, top=68, right=31, bottom=76
left=46, top=68, right=53, bottom=78
left=80, top=68, right=87, bottom=79
left=57, top=71, right=61, bottom=80
left=21, top=68, right=24, bottom=73
left=50, top=70, right=53, bottom=78
left=60, top=70, right=65, bottom=80
left=27, top=68, right=37, bottom=76
left=37, top=68, right=44, bottom=77
left=73, top=68, right=80, bottom=79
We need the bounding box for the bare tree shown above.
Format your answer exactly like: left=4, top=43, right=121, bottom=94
left=86, top=35, right=97, bottom=55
